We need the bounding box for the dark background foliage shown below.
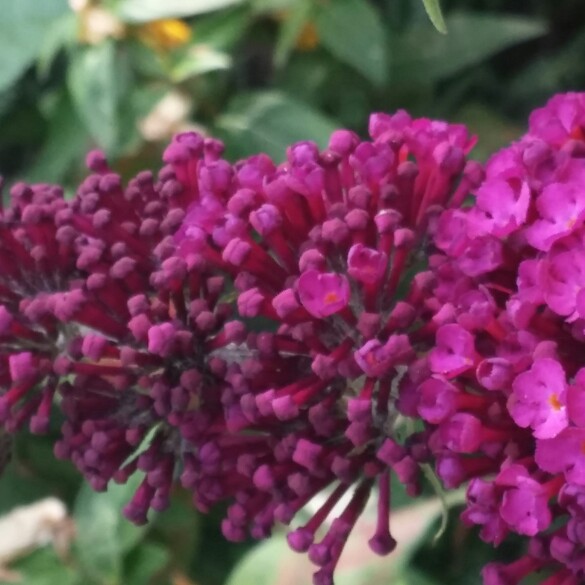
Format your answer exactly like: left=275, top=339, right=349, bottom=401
left=0, top=1, right=580, bottom=584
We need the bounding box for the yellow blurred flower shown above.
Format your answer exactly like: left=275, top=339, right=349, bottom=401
left=136, top=19, right=192, bottom=52
left=295, top=21, right=319, bottom=52
left=274, top=10, right=319, bottom=52
left=70, top=0, right=191, bottom=52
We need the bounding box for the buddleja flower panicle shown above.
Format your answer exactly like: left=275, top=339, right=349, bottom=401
left=168, top=112, right=481, bottom=585
left=49, top=148, right=251, bottom=524
left=15, top=95, right=585, bottom=585
left=413, top=92, right=585, bottom=585
left=0, top=181, right=79, bottom=435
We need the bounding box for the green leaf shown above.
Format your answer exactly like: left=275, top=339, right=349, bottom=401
left=0, top=465, right=49, bottom=515
left=116, top=84, right=172, bottom=154
left=394, top=568, right=442, bottom=585
left=67, top=41, right=127, bottom=154
left=189, top=6, right=252, bottom=52
left=123, top=543, right=169, bottom=585
left=37, top=12, right=78, bottom=79
left=420, top=464, right=452, bottom=544
left=9, top=547, right=77, bottom=585
left=151, top=492, right=200, bottom=572
left=120, top=423, right=162, bottom=469
left=118, top=0, right=245, bottom=22
left=274, top=0, right=313, bottom=67
left=225, top=536, right=289, bottom=585
left=170, top=46, right=231, bottom=82
left=26, top=92, right=90, bottom=184
left=421, top=0, right=447, bottom=34
left=216, top=91, right=338, bottom=161
left=73, top=473, right=150, bottom=585
left=314, top=0, right=388, bottom=86
left=392, top=12, right=546, bottom=84
left=456, top=102, right=524, bottom=162
left=12, top=432, right=82, bottom=502
left=0, top=0, right=69, bottom=91
left=506, top=30, right=585, bottom=109
left=251, top=0, right=296, bottom=11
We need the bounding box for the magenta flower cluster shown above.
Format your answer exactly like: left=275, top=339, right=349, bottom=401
left=411, top=93, right=585, bottom=585
left=162, top=114, right=479, bottom=584
left=3, top=92, right=585, bottom=585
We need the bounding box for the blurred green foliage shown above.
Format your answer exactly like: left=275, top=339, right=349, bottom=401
left=2, top=0, right=580, bottom=189
left=0, top=0, right=583, bottom=583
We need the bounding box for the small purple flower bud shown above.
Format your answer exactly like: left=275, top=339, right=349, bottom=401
left=347, top=244, right=387, bottom=284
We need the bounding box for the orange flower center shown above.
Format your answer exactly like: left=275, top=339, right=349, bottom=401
left=324, top=291, right=339, bottom=305
left=548, top=393, right=563, bottom=411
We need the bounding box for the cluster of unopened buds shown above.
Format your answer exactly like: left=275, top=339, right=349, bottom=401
left=2, top=92, right=585, bottom=585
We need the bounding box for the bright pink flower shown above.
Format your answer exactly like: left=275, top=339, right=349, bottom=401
left=470, top=179, right=530, bottom=237
left=417, top=377, right=467, bottom=424
left=297, top=271, right=350, bottom=318
left=541, top=246, right=585, bottom=318
left=536, top=428, right=585, bottom=485
left=354, top=335, right=412, bottom=377
left=509, top=358, right=568, bottom=439
left=567, top=370, right=585, bottom=427
left=429, top=324, right=476, bottom=376
left=347, top=243, right=387, bottom=284
left=497, top=465, right=552, bottom=536
left=528, top=92, right=585, bottom=146
left=525, top=182, right=585, bottom=250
